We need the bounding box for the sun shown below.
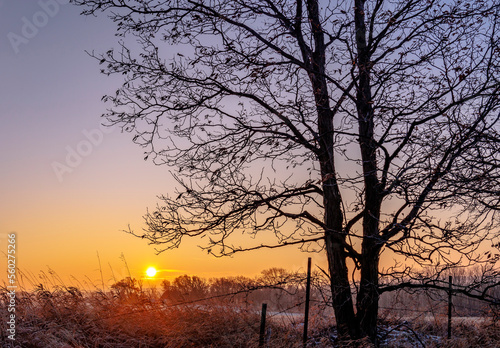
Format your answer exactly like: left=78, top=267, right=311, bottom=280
left=146, top=267, right=157, bottom=277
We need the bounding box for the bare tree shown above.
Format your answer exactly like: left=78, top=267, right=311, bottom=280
left=74, top=0, right=500, bottom=343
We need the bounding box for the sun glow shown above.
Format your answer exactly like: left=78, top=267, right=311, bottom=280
left=146, top=267, right=157, bottom=277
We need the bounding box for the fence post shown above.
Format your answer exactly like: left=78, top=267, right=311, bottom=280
left=303, top=257, right=312, bottom=348
left=447, top=275, right=452, bottom=339
left=259, top=303, right=267, bottom=347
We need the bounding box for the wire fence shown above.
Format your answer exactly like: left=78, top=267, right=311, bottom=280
left=143, top=261, right=500, bottom=345
left=2, top=260, right=499, bottom=346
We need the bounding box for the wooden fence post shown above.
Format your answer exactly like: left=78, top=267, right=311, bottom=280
left=259, top=303, right=267, bottom=347
left=447, top=275, right=452, bottom=339
left=303, top=257, right=312, bottom=347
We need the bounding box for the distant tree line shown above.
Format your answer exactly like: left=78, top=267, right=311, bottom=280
left=159, top=268, right=313, bottom=311
left=110, top=265, right=499, bottom=319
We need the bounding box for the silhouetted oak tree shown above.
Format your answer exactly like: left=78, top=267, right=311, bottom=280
left=74, top=0, right=500, bottom=342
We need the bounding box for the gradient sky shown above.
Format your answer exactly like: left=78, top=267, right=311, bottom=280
left=0, top=0, right=323, bottom=289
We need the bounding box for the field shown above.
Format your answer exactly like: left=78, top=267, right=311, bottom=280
left=1, top=269, right=499, bottom=347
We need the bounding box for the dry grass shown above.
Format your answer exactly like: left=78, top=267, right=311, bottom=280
left=0, top=271, right=498, bottom=347
left=0, top=285, right=305, bottom=347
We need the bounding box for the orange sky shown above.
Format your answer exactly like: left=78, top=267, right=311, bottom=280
left=0, top=119, right=320, bottom=289
left=0, top=2, right=329, bottom=290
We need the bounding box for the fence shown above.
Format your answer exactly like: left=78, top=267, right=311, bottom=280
left=2, top=260, right=499, bottom=347
left=156, top=259, right=499, bottom=346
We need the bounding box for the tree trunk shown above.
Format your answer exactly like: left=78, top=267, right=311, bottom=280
left=305, top=0, right=360, bottom=340
left=325, top=232, right=359, bottom=340
left=357, top=250, right=380, bottom=343
left=353, top=0, right=382, bottom=343
left=319, top=94, right=359, bottom=339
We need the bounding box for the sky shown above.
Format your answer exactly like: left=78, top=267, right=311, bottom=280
left=0, top=0, right=321, bottom=290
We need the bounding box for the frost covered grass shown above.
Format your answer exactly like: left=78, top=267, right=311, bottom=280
left=0, top=269, right=498, bottom=347
left=0, top=285, right=305, bottom=347
left=0, top=269, right=307, bottom=347
left=2, top=286, right=498, bottom=347
left=378, top=316, right=500, bottom=348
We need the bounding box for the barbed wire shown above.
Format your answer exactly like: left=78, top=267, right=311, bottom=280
left=3, top=269, right=499, bottom=325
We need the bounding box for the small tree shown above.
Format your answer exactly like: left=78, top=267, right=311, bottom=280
left=161, top=275, right=208, bottom=303
left=111, top=277, right=142, bottom=302
left=74, top=0, right=500, bottom=342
